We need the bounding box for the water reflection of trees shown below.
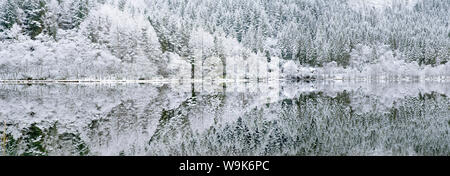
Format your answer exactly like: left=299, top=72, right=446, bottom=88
left=147, top=91, right=449, bottom=156
left=0, top=83, right=449, bottom=156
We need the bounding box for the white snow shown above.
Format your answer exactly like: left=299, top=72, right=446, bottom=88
left=348, top=0, right=420, bottom=11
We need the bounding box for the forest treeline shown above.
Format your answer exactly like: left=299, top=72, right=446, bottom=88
left=0, top=0, right=449, bottom=80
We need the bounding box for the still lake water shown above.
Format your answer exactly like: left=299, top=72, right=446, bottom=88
left=0, top=81, right=449, bottom=156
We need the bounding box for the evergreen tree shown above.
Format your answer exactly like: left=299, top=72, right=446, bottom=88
left=118, top=0, right=127, bottom=12
left=71, top=0, right=89, bottom=29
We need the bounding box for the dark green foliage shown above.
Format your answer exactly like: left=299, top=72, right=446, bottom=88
left=21, top=0, right=47, bottom=39
left=5, top=133, right=19, bottom=156
left=59, top=133, right=90, bottom=156
left=3, top=122, right=90, bottom=156
left=0, top=0, right=18, bottom=32
left=149, top=17, right=174, bottom=54
left=118, top=0, right=127, bottom=11
left=160, top=109, right=175, bottom=124
left=334, top=91, right=351, bottom=105
left=22, top=123, right=47, bottom=156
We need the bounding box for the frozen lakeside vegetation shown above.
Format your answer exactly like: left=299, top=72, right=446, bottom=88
left=0, top=0, right=449, bottom=80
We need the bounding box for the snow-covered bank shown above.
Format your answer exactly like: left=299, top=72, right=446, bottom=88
left=348, top=0, right=420, bottom=11
left=282, top=61, right=450, bottom=81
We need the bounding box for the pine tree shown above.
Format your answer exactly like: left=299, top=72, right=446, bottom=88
left=21, top=0, right=47, bottom=39
left=118, top=0, right=127, bottom=12
left=71, top=0, right=89, bottom=29
left=0, top=0, right=19, bottom=32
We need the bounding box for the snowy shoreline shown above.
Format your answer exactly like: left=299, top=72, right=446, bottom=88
left=0, top=79, right=280, bottom=84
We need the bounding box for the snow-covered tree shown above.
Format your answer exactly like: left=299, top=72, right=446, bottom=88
left=0, top=0, right=19, bottom=32
left=70, top=0, right=89, bottom=28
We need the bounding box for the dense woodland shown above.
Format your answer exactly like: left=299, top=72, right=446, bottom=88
left=0, top=0, right=449, bottom=80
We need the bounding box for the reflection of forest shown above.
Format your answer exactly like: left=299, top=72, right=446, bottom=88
left=0, top=81, right=449, bottom=156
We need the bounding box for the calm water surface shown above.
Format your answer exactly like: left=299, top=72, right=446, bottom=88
left=0, top=81, right=449, bottom=156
